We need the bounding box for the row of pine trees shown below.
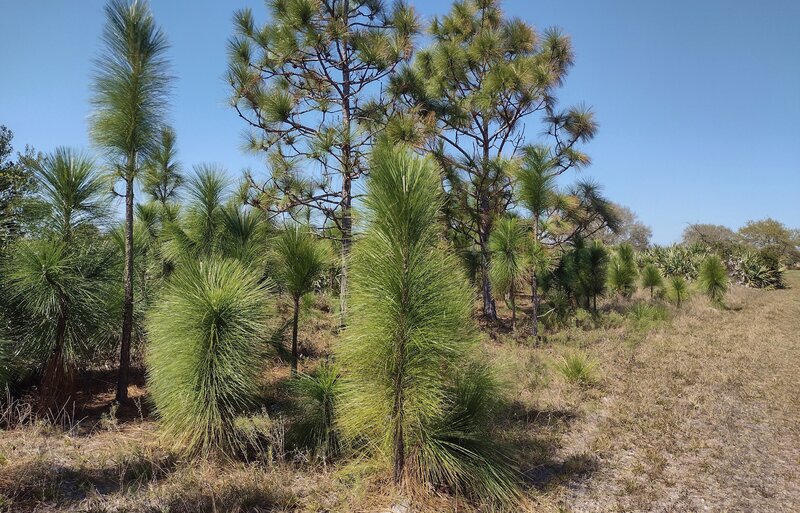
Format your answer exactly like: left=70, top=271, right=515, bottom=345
left=0, top=0, right=733, bottom=506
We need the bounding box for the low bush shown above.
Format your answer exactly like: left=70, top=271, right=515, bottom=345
left=728, top=250, right=784, bottom=289
left=290, top=362, right=342, bottom=461
left=667, top=276, right=690, bottom=307
left=147, top=258, right=271, bottom=458
left=555, top=352, right=598, bottom=386
left=698, top=255, right=728, bottom=304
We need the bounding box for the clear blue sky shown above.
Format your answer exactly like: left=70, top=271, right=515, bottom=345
left=1, top=0, right=798, bottom=244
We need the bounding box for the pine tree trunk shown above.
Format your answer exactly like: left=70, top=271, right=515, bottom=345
left=339, top=177, right=351, bottom=328
left=392, top=243, right=409, bottom=485
left=478, top=195, right=497, bottom=320
left=117, top=173, right=135, bottom=403
left=291, top=294, right=300, bottom=376
left=392, top=370, right=405, bottom=484
left=531, top=217, right=540, bottom=341
left=40, top=294, right=73, bottom=412
left=531, top=272, right=539, bottom=341
left=510, top=283, right=516, bottom=331
left=338, top=0, right=352, bottom=329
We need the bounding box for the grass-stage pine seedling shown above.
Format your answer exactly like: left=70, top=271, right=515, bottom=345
left=147, top=258, right=270, bottom=457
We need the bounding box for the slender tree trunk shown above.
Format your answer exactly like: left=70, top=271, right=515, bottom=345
left=531, top=272, right=539, bottom=341
left=338, top=0, right=353, bottom=329
left=478, top=194, right=497, bottom=320
left=510, top=283, right=516, bottom=331
left=392, top=356, right=405, bottom=484
left=40, top=294, right=73, bottom=412
left=392, top=237, right=409, bottom=485
left=340, top=177, right=351, bottom=328
left=291, top=294, right=300, bottom=376
left=117, top=173, right=135, bottom=403
left=650, top=285, right=654, bottom=300
left=592, top=294, right=597, bottom=313
left=531, top=217, right=541, bottom=341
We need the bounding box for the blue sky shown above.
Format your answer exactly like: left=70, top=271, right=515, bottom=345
left=1, top=0, right=798, bottom=243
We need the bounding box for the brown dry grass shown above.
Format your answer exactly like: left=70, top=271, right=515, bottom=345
left=1, top=275, right=798, bottom=512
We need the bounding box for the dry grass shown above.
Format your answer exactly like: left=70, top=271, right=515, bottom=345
left=1, top=275, right=798, bottom=512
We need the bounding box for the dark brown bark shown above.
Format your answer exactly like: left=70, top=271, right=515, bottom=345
left=392, top=363, right=405, bottom=484
left=392, top=228, right=409, bottom=485
left=531, top=217, right=540, bottom=341
left=39, top=293, right=74, bottom=412
left=339, top=176, right=351, bottom=328
left=478, top=193, right=497, bottom=320
left=531, top=272, right=539, bottom=341
left=338, top=0, right=352, bottom=329
left=510, top=282, right=517, bottom=331
left=291, top=294, right=300, bottom=376
left=117, top=174, right=135, bottom=403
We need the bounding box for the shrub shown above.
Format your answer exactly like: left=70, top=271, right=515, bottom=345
left=337, top=148, right=518, bottom=504
left=640, top=263, right=663, bottom=299
left=667, top=276, right=690, bottom=307
left=628, top=301, right=668, bottom=323
left=543, top=289, right=572, bottom=329
left=641, top=244, right=708, bottom=280
left=290, top=362, right=342, bottom=461
left=728, top=250, right=784, bottom=289
left=607, top=244, right=637, bottom=297
left=601, top=310, right=625, bottom=329
left=574, top=308, right=595, bottom=330
left=488, top=216, right=528, bottom=331
left=698, top=255, right=728, bottom=304
left=147, top=258, right=270, bottom=457
left=555, top=352, right=598, bottom=386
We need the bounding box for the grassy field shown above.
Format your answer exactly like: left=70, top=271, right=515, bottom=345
left=1, top=272, right=798, bottom=512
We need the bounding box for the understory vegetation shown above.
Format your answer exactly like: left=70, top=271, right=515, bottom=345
left=0, top=0, right=797, bottom=511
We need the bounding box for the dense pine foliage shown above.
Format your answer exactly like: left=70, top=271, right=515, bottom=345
left=0, top=0, right=795, bottom=509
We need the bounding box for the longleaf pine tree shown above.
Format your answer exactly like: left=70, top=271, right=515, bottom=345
left=699, top=255, right=728, bottom=305
left=391, top=0, right=597, bottom=320
left=272, top=225, right=329, bottom=375
left=228, top=0, right=418, bottom=325
left=608, top=243, right=638, bottom=297
left=488, top=216, right=528, bottom=331
left=338, top=148, right=517, bottom=503
left=147, top=258, right=270, bottom=457
left=641, top=263, right=663, bottom=300
left=7, top=148, right=109, bottom=409
left=143, top=125, right=183, bottom=213
left=91, top=0, right=171, bottom=403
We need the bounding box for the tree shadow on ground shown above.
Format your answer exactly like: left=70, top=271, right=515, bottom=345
left=0, top=451, right=179, bottom=511
left=496, top=400, right=599, bottom=492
